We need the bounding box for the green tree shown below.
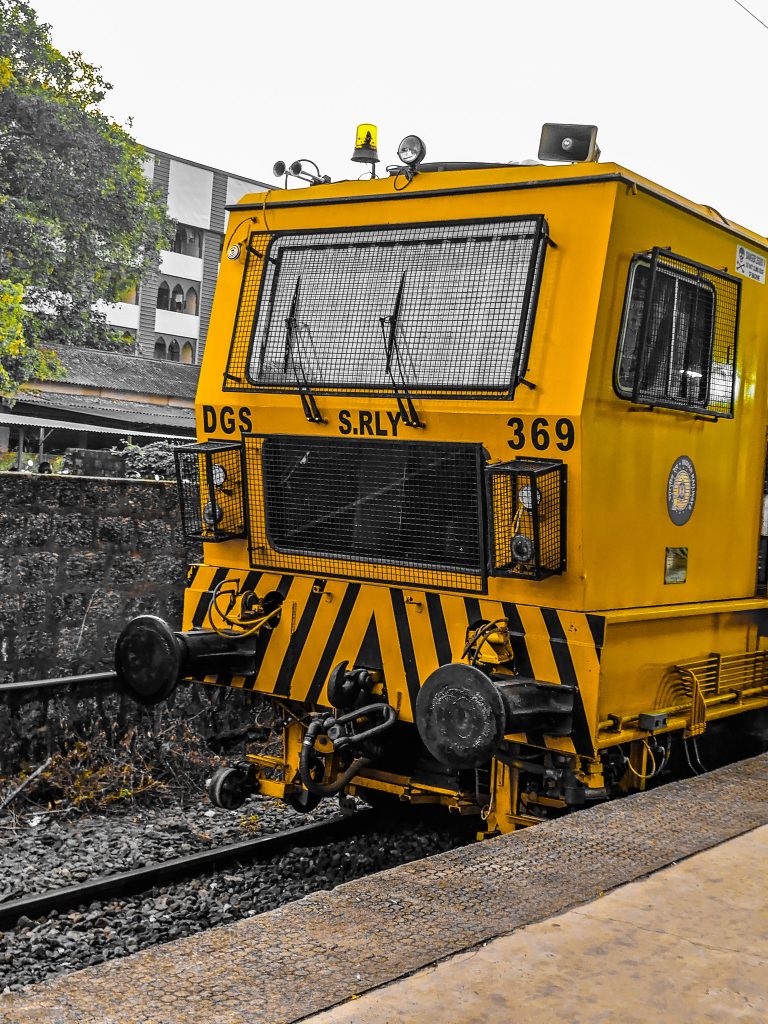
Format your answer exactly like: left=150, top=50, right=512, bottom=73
left=0, top=277, right=56, bottom=393
left=0, top=0, right=173, bottom=394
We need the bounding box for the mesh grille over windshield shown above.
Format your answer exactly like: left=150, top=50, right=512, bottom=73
left=226, top=217, right=548, bottom=398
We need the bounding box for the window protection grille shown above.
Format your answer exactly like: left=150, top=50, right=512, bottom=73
left=615, top=249, right=739, bottom=417
left=243, top=435, right=486, bottom=592
left=175, top=441, right=246, bottom=542
left=487, top=459, right=566, bottom=580
left=224, top=217, right=548, bottom=398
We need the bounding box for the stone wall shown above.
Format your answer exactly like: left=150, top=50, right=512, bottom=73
left=0, top=474, right=263, bottom=773
left=0, top=473, right=193, bottom=683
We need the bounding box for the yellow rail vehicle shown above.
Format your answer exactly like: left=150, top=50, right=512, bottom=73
left=116, top=126, right=768, bottom=834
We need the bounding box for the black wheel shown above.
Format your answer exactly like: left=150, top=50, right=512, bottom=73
left=206, top=766, right=253, bottom=810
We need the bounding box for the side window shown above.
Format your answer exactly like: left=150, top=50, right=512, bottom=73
left=172, top=225, right=203, bottom=258
left=615, top=249, right=739, bottom=418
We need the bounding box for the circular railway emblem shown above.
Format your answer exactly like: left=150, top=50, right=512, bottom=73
left=667, top=456, right=697, bottom=525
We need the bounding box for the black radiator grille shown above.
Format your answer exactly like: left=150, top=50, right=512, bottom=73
left=224, top=217, right=548, bottom=398
left=243, top=436, right=486, bottom=592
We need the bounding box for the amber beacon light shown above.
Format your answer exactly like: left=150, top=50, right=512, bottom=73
left=352, top=123, right=379, bottom=164
left=351, top=123, right=379, bottom=179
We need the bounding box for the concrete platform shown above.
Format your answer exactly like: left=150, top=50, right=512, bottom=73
left=1, top=754, right=767, bottom=1024
left=307, top=823, right=768, bottom=1024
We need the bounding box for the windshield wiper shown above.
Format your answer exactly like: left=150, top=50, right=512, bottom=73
left=284, top=276, right=324, bottom=424
left=378, top=271, right=423, bottom=428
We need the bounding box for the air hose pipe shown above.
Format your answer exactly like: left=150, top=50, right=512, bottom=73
left=299, top=719, right=372, bottom=797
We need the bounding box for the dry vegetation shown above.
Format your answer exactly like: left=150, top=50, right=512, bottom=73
left=0, top=690, right=276, bottom=817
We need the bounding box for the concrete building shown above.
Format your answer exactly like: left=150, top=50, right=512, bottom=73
left=0, top=345, right=197, bottom=471
left=0, top=150, right=271, bottom=469
left=100, top=149, right=271, bottom=365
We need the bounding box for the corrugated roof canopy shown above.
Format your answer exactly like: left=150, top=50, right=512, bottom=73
left=0, top=411, right=191, bottom=440
left=19, top=392, right=195, bottom=429
left=45, top=346, right=199, bottom=399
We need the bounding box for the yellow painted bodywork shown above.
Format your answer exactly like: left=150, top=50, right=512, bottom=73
left=182, top=160, right=768, bottom=832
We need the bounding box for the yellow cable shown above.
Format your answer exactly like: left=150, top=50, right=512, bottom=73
left=480, top=761, right=497, bottom=821
left=208, top=580, right=282, bottom=638
left=624, top=740, right=657, bottom=781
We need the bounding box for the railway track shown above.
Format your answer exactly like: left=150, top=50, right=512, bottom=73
left=0, top=672, right=118, bottom=701
left=0, top=809, right=372, bottom=931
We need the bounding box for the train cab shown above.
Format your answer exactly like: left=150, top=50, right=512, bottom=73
left=116, top=124, right=768, bottom=834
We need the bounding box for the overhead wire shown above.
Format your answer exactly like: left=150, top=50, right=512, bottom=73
left=732, top=0, right=768, bottom=31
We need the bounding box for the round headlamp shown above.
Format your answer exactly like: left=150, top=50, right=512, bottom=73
left=518, top=485, right=542, bottom=512
left=202, top=501, right=224, bottom=526
left=511, top=533, right=535, bottom=564
left=397, top=135, right=426, bottom=167
left=211, top=463, right=227, bottom=487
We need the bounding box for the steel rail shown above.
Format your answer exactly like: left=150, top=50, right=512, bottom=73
left=0, top=809, right=373, bottom=930
left=0, top=672, right=118, bottom=696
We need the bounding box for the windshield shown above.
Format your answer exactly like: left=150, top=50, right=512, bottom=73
left=241, top=217, right=547, bottom=396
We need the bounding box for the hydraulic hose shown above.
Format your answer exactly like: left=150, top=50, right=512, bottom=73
left=299, top=719, right=372, bottom=796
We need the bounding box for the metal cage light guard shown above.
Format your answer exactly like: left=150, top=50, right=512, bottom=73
left=175, top=440, right=247, bottom=542
left=487, top=459, right=567, bottom=580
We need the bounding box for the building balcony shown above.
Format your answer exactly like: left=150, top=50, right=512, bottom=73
left=96, top=300, right=140, bottom=330
left=160, top=250, right=203, bottom=281
left=154, top=308, right=200, bottom=339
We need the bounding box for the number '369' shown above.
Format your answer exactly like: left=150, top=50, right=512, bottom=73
left=507, top=417, right=575, bottom=452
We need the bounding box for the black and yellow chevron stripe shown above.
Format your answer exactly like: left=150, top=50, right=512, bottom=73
left=183, top=565, right=604, bottom=754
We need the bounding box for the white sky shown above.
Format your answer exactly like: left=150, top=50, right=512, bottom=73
left=29, top=0, right=768, bottom=234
